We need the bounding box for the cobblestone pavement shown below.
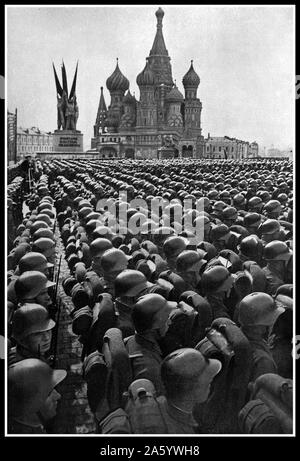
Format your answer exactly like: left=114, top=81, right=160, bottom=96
left=51, top=228, right=96, bottom=434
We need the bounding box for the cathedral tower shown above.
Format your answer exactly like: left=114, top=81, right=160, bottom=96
left=94, top=86, right=107, bottom=137
left=106, top=59, right=129, bottom=132
left=182, top=60, right=202, bottom=137
left=136, top=60, right=157, bottom=129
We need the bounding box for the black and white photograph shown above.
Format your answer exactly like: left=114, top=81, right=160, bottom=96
left=4, top=4, right=295, bottom=439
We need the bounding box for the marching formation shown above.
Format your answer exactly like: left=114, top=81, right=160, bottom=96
left=7, top=157, right=293, bottom=434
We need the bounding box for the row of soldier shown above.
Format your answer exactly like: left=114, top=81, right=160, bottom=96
left=7, top=157, right=293, bottom=434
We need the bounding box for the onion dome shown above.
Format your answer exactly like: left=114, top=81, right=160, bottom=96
left=123, top=90, right=136, bottom=105
left=136, top=60, right=155, bottom=87
left=106, top=59, right=129, bottom=92
left=182, top=60, right=200, bottom=88
left=165, top=84, right=184, bottom=103
left=156, top=7, right=164, bottom=21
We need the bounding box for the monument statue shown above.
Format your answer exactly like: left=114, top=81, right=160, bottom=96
left=53, top=61, right=79, bottom=131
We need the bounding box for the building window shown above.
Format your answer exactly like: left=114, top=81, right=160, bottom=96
left=219, top=146, right=221, bottom=152
left=213, top=147, right=215, bottom=152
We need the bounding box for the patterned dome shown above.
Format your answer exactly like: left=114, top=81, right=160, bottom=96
left=106, top=60, right=129, bottom=92
left=182, top=60, right=200, bottom=88
left=136, top=61, right=155, bottom=87
left=123, top=90, right=136, bottom=105
left=165, top=84, right=184, bottom=102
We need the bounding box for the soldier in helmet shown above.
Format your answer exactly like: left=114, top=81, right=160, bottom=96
left=125, top=294, right=177, bottom=395
left=262, top=241, right=293, bottom=295
left=175, top=250, right=207, bottom=292
left=201, top=265, right=235, bottom=319
left=9, top=303, right=56, bottom=365
left=157, top=348, right=222, bottom=434
left=238, top=292, right=284, bottom=382
left=248, top=196, right=264, bottom=214
left=210, top=224, right=241, bottom=253
left=80, top=247, right=130, bottom=304
left=243, top=212, right=263, bottom=236
left=259, top=219, right=288, bottom=244
left=263, top=200, right=283, bottom=220
left=114, top=269, right=154, bottom=337
left=14, top=271, right=55, bottom=309
left=88, top=238, right=113, bottom=277
left=238, top=235, right=264, bottom=266
left=222, top=206, right=239, bottom=228
left=8, top=358, right=66, bottom=434
left=163, top=236, right=188, bottom=271
left=32, top=237, right=56, bottom=265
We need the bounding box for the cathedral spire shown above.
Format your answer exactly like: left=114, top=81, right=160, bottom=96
left=95, top=86, right=107, bottom=133
left=149, top=7, right=168, bottom=56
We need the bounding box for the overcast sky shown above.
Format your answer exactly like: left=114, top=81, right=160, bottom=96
left=6, top=5, right=294, bottom=151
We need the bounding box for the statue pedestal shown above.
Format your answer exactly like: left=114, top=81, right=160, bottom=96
left=52, top=129, right=83, bottom=153
left=158, top=147, right=175, bottom=159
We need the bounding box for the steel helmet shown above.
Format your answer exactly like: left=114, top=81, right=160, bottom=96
left=85, top=219, right=102, bottom=234
left=115, top=269, right=153, bottom=298
left=132, top=293, right=177, bottom=333
left=248, top=196, right=263, bottom=210
left=18, top=252, right=54, bottom=274
left=176, top=250, right=207, bottom=273
left=244, top=212, right=262, bottom=228
left=8, top=359, right=66, bottom=416
left=15, top=271, right=55, bottom=301
left=90, top=238, right=113, bottom=258
left=92, top=226, right=114, bottom=241
left=197, top=241, right=218, bottom=261
left=210, top=224, right=230, bottom=241
left=12, top=303, right=55, bottom=342
left=100, top=248, right=130, bottom=274
left=78, top=206, right=94, bottom=219
left=258, top=190, right=271, bottom=202
left=32, top=237, right=56, bottom=255
left=222, top=206, right=238, bottom=220
left=37, top=202, right=53, bottom=214
left=233, top=193, right=246, bottom=206
left=259, top=219, right=280, bottom=235
left=263, top=200, right=282, bottom=214
left=277, top=193, right=288, bottom=205
left=29, top=220, right=49, bottom=235
left=36, top=213, right=53, bottom=227
left=263, top=241, right=292, bottom=261
left=239, top=292, right=284, bottom=327
left=163, top=236, right=188, bottom=259
left=212, top=201, right=227, bottom=212
left=201, top=266, right=234, bottom=294
left=32, top=228, right=55, bottom=242
left=161, top=348, right=221, bottom=392
left=239, top=235, right=263, bottom=258
left=207, top=190, right=219, bottom=200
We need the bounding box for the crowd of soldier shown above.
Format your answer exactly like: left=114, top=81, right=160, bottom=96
left=6, top=157, right=293, bottom=434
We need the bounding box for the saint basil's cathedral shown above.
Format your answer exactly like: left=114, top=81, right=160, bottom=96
left=91, top=7, right=205, bottom=159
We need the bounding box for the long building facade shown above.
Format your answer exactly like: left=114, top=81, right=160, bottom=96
left=204, top=136, right=259, bottom=159
left=90, top=8, right=205, bottom=159
left=17, top=126, right=54, bottom=159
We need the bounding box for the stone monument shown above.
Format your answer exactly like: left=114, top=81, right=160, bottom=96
left=52, top=61, right=83, bottom=154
